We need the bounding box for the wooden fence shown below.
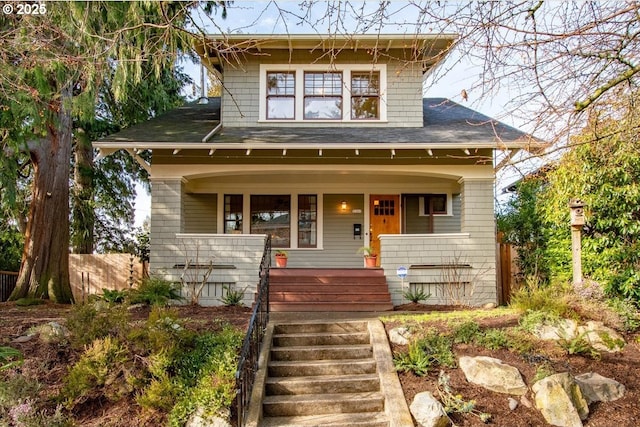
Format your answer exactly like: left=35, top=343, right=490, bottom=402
left=0, top=271, right=18, bottom=302
left=70, top=254, right=144, bottom=303
left=496, top=233, right=520, bottom=305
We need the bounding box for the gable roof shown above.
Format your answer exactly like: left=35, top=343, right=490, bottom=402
left=94, top=97, right=542, bottom=153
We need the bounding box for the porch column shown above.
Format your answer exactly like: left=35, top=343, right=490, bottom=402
left=458, top=177, right=498, bottom=304
left=149, top=179, right=185, bottom=273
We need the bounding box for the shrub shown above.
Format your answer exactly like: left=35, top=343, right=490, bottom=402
left=66, top=302, right=130, bottom=348
left=476, top=329, right=510, bottom=350
left=510, top=276, right=573, bottom=317
left=437, top=370, right=491, bottom=423
left=61, top=336, right=129, bottom=406
left=220, top=285, right=245, bottom=307
left=0, top=374, right=41, bottom=412
left=607, top=298, right=640, bottom=332
left=394, top=331, right=456, bottom=376
left=99, top=288, right=128, bottom=304
left=518, top=309, right=560, bottom=333
left=557, top=332, right=601, bottom=360
left=451, top=321, right=482, bottom=344
left=131, top=276, right=183, bottom=306
left=402, top=288, right=432, bottom=304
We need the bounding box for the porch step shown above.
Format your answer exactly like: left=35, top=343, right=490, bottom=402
left=260, top=320, right=391, bottom=427
left=267, top=268, right=393, bottom=312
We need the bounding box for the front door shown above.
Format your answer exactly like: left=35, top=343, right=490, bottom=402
left=369, top=195, right=400, bottom=266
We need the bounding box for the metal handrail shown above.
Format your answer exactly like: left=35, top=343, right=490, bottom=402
left=234, top=235, right=271, bottom=426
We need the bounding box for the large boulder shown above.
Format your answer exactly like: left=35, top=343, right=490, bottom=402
left=410, top=391, right=451, bottom=427
left=27, top=321, right=70, bottom=344
left=532, top=373, right=589, bottom=427
left=575, top=372, right=625, bottom=404
left=577, top=321, right=625, bottom=353
left=458, top=356, right=527, bottom=395
left=532, top=319, right=579, bottom=341
left=185, top=408, right=231, bottom=427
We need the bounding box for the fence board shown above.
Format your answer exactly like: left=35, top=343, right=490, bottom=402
left=69, top=254, right=143, bottom=303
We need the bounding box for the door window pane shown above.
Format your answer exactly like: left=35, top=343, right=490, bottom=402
left=298, top=195, right=317, bottom=248
left=250, top=195, right=291, bottom=247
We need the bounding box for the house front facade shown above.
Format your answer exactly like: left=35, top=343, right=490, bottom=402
left=95, top=34, right=539, bottom=307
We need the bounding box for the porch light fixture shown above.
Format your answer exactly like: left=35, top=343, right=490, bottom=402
left=246, top=148, right=252, bottom=155
left=426, top=149, right=433, bottom=156
left=463, top=148, right=471, bottom=155
left=373, top=199, right=380, bottom=206
left=355, top=149, right=360, bottom=156
left=390, top=149, right=396, bottom=158
left=319, top=149, right=323, bottom=156
left=208, top=149, right=216, bottom=156
left=341, top=201, right=348, bottom=211
left=282, top=149, right=287, bottom=156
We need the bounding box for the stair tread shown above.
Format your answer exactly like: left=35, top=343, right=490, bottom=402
left=261, top=411, right=389, bottom=426
left=264, top=391, right=383, bottom=404
left=272, top=343, right=372, bottom=351
left=269, top=358, right=376, bottom=367
left=266, top=373, right=379, bottom=384
left=273, top=331, right=368, bottom=338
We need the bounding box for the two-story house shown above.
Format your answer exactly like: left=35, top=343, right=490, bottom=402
left=95, top=34, right=539, bottom=310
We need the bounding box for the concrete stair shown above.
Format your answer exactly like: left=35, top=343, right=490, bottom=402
left=268, top=269, right=394, bottom=312
left=260, top=321, right=389, bottom=426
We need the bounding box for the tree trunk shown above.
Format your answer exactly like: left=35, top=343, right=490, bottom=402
left=10, top=86, right=74, bottom=303
left=72, top=128, right=95, bottom=254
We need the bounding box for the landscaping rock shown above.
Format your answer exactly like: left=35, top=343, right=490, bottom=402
left=520, top=395, right=532, bottom=408
left=533, top=318, right=579, bottom=341
left=185, top=408, right=231, bottom=427
left=575, top=372, right=625, bottom=404
left=389, top=327, right=412, bottom=346
left=410, top=391, right=451, bottom=427
left=12, top=335, right=34, bottom=343
left=532, top=373, right=588, bottom=427
left=27, top=321, right=70, bottom=344
left=577, top=321, right=625, bottom=353
left=483, top=302, right=497, bottom=309
left=459, top=356, right=528, bottom=395
left=508, top=397, right=519, bottom=411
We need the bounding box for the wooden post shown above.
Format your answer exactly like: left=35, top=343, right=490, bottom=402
left=569, top=199, right=586, bottom=286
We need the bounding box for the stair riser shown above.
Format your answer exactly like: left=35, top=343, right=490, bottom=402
left=270, top=302, right=394, bottom=312
left=263, top=397, right=385, bottom=417
left=266, top=378, right=380, bottom=395
left=268, top=361, right=377, bottom=377
left=270, top=269, right=385, bottom=278
left=271, top=347, right=372, bottom=361
left=274, top=322, right=368, bottom=334
left=270, top=278, right=388, bottom=284
left=271, top=293, right=391, bottom=303
left=273, top=334, right=370, bottom=347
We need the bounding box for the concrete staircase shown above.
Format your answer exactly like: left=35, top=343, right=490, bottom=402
left=248, top=319, right=413, bottom=427
left=269, top=269, right=394, bottom=312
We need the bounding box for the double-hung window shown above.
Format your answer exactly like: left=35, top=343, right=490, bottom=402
left=351, top=72, right=380, bottom=119
left=266, top=72, right=295, bottom=119
left=304, top=72, right=343, bottom=120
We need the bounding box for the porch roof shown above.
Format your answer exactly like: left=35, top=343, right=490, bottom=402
left=94, top=97, right=544, bottom=153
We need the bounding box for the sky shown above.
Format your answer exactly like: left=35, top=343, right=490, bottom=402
left=134, top=1, right=536, bottom=226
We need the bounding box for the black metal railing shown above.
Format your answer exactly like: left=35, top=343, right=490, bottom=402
left=234, top=235, right=271, bottom=426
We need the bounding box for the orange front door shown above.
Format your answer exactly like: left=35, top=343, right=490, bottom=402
left=369, top=195, right=400, bottom=266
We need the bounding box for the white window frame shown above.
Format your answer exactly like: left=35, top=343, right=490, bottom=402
left=418, top=194, right=453, bottom=217
left=259, top=64, right=387, bottom=123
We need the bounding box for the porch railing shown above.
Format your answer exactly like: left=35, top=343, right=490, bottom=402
left=234, top=235, right=271, bottom=427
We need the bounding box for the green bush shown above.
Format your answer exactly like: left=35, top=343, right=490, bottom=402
left=476, top=329, right=510, bottom=350
left=66, top=302, right=130, bottom=348
left=451, top=321, right=482, bottom=344
left=394, top=331, right=456, bottom=376
left=402, top=288, right=431, bottom=304
left=518, top=310, right=560, bottom=333
left=99, top=288, right=128, bottom=304
left=557, top=332, right=601, bottom=359
left=607, top=298, right=640, bottom=332
left=220, top=285, right=245, bottom=307
left=0, top=375, right=41, bottom=412
left=131, top=276, right=183, bottom=306
left=61, top=336, right=129, bottom=406
left=510, top=277, right=573, bottom=317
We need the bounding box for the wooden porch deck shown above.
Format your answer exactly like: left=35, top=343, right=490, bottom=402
left=268, top=268, right=394, bottom=312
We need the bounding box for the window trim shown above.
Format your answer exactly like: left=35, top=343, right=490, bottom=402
left=418, top=194, right=453, bottom=217
left=259, top=64, right=387, bottom=122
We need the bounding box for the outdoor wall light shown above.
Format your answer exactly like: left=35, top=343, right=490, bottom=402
left=341, top=201, right=348, bottom=211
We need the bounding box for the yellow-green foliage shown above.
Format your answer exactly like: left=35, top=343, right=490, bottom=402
left=66, top=302, right=130, bottom=348
left=509, top=277, right=574, bottom=318
left=62, top=336, right=129, bottom=406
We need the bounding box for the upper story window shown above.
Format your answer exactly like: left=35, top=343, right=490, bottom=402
left=351, top=72, right=379, bottom=119
left=304, top=72, right=343, bottom=120
left=260, top=64, right=386, bottom=122
left=266, top=72, right=295, bottom=119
